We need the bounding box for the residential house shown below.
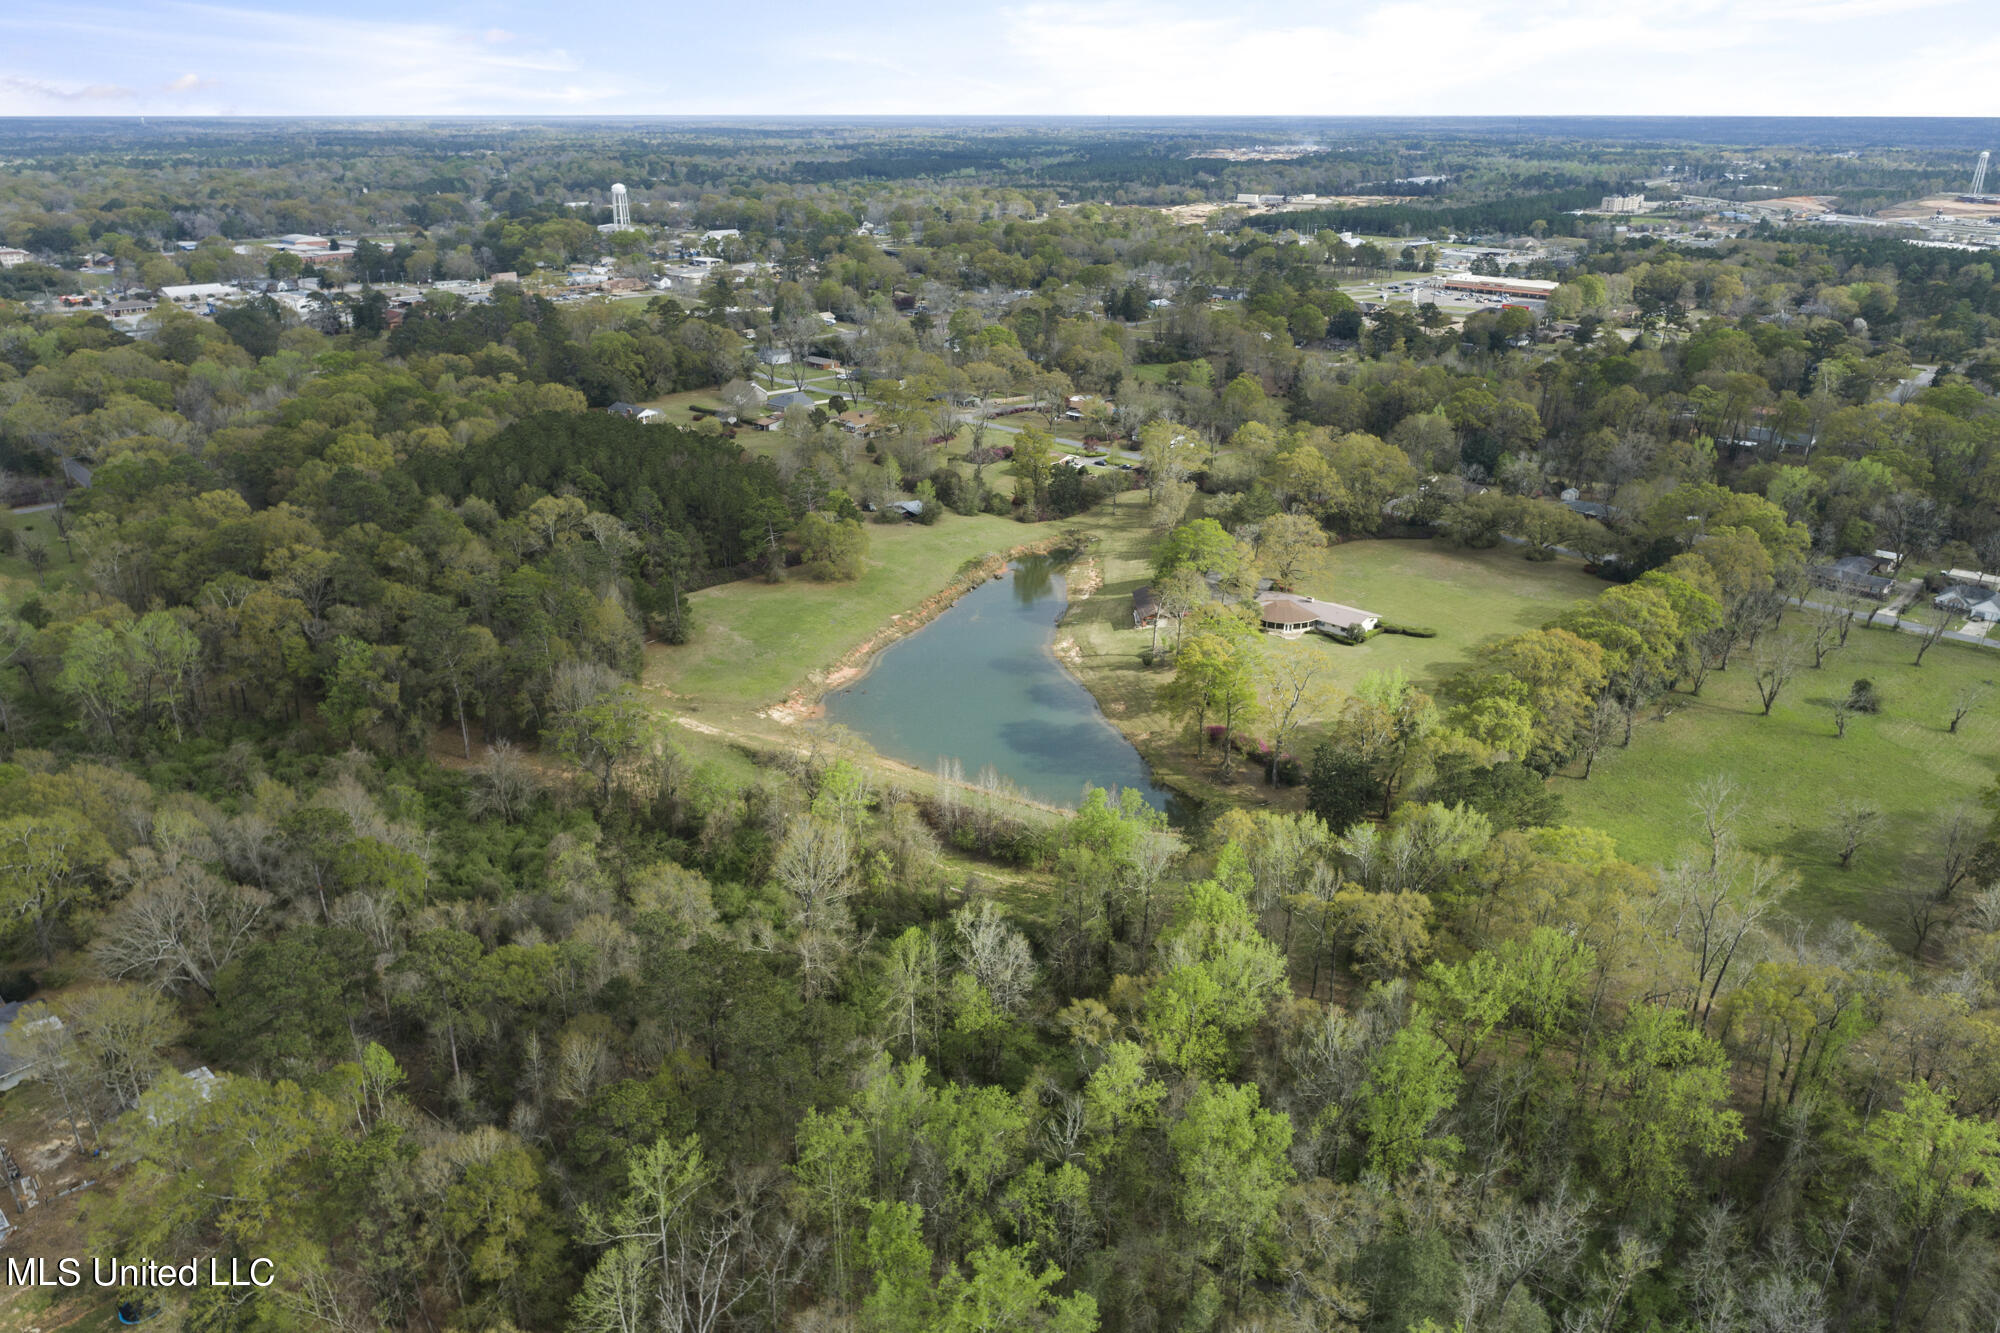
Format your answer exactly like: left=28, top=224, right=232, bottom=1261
left=0, top=247, right=29, bottom=268
left=1258, top=599, right=1322, bottom=635
left=0, top=1003, right=62, bottom=1093
left=1131, top=586, right=1160, bottom=628
left=606, top=402, right=640, bottom=419
left=1814, top=555, right=1897, bottom=600
left=1255, top=590, right=1381, bottom=640
left=1934, top=585, right=2000, bottom=621
left=767, top=390, right=815, bottom=413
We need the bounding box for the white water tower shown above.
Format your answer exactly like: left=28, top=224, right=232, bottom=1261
left=610, top=182, right=631, bottom=229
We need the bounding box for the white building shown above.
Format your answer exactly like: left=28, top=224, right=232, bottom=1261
left=158, top=282, right=238, bottom=305
left=1436, top=275, right=1561, bottom=302
left=0, top=247, right=30, bottom=268
left=1599, top=195, right=1649, bottom=214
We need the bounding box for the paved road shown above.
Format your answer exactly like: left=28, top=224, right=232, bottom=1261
left=1887, top=365, right=1937, bottom=404
left=1785, top=590, right=2000, bottom=653
left=952, top=409, right=1145, bottom=464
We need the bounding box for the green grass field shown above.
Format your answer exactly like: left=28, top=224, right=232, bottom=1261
left=1062, top=528, right=1606, bottom=806
left=0, top=508, right=80, bottom=594
left=635, top=388, right=730, bottom=425
left=1564, top=620, right=2000, bottom=939
left=648, top=513, right=1039, bottom=709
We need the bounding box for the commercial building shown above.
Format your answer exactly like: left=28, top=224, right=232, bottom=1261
left=1435, top=275, right=1561, bottom=301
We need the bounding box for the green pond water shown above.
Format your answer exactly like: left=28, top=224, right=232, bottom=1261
left=825, top=556, right=1172, bottom=811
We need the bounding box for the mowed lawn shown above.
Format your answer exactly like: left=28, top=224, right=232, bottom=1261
left=0, top=508, right=80, bottom=594
left=635, top=388, right=730, bottom=425
left=1565, top=620, right=2000, bottom=938
left=647, top=513, right=1038, bottom=708
left=1064, top=528, right=1605, bottom=805
left=1288, top=539, right=1605, bottom=692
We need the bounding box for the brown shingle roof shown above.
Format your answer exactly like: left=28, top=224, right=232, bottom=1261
left=1260, top=599, right=1316, bottom=624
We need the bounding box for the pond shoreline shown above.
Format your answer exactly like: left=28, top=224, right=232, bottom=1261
left=761, top=534, right=1070, bottom=724
left=819, top=547, right=1191, bottom=815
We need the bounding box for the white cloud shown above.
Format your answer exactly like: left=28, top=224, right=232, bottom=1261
left=1, top=0, right=1996, bottom=114
left=1, top=74, right=138, bottom=104
left=1, top=3, right=627, bottom=114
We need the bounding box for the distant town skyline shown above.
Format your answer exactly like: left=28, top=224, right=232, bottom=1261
left=6, top=0, right=2000, bottom=119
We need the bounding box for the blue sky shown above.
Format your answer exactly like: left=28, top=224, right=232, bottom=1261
left=4, top=0, right=2000, bottom=116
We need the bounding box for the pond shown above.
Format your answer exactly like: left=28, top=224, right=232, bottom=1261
left=825, top=555, right=1174, bottom=812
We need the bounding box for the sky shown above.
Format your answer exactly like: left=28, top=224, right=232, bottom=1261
left=5, top=0, right=2000, bottom=118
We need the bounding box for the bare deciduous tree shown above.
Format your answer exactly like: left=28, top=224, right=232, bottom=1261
left=1949, top=683, right=1988, bottom=734
left=468, top=739, right=539, bottom=823
left=1690, top=776, right=1744, bottom=874
left=770, top=817, right=856, bottom=999
left=1660, top=847, right=1785, bottom=1031
left=1911, top=603, right=1953, bottom=667
left=1830, top=800, right=1882, bottom=870
left=1934, top=804, right=1982, bottom=902
left=1458, top=1179, right=1594, bottom=1331
left=1805, top=598, right=1852, bottom=667
left=93, top=858, right=270, bottom=998
left=1753, top=639, right=1803, bottom=716
left=1258, top=652, right=1339, bottom=786
left=1579, top=693, right=1624, bottom=779
left=1895, top=882, right=1951, bottom=958
left=952, top=898, right=1037, bottom=1016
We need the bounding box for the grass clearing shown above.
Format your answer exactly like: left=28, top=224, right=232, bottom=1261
left=0, top=507, right=81, bottom=595
left=635, top=388, right=729, bottom=425
left=647, top=513, right=1039, bottom=710
left=1563, top=620, right=2000, bottom=940
left=1063, top=528, right=1605, bottom=806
